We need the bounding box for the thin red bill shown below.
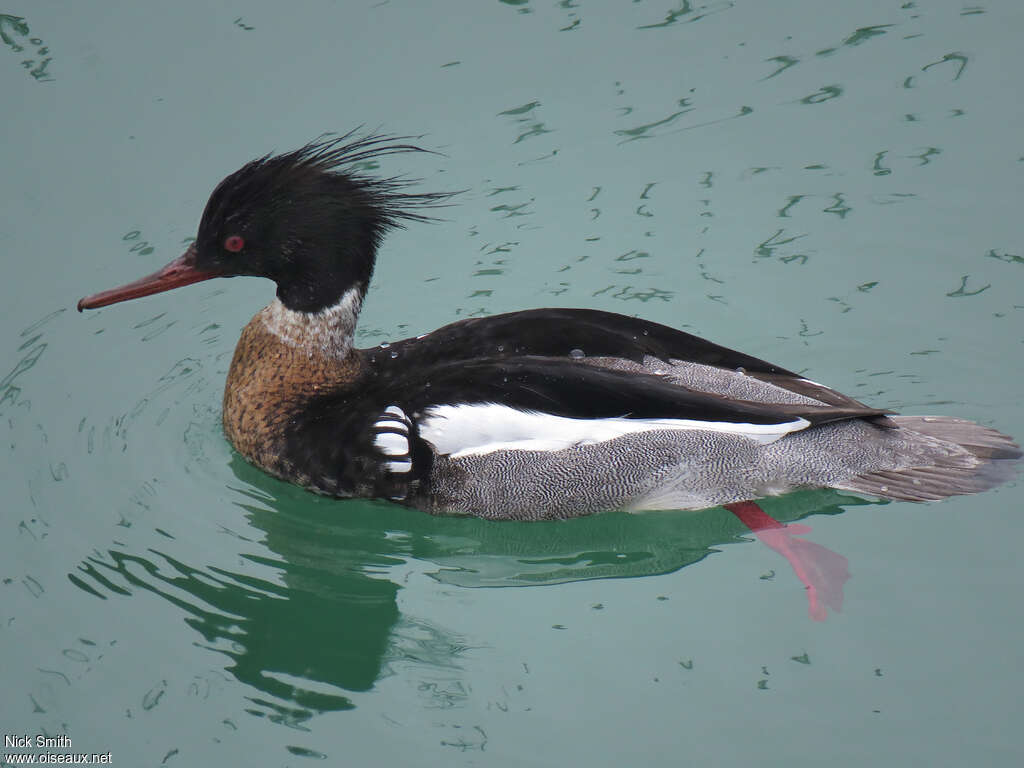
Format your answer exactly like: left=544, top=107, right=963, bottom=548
left=77, top=245, right=222, bottom=311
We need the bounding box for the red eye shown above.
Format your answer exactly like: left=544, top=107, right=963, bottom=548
left=224, top=235, right=245, bottom=253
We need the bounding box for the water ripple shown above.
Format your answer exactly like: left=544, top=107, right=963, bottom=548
left=800, top=85, right=843, bottom=105
left=986, top=250, right=1023, bottom=266
left=761, top=55, right=799, bottom=81
left=497, top=101, right=553, bottom=145
left=945, top=275, right=990, bottom=298
left=637, top=1, right=734, bottom=30
left=0, top=309, right=63, bottom=415
left=755, top=229, right=809, bottom=265
left=0, top=14, right=54, bottom=82
left=922, top=52, right=968, bottom=81
left=842, top=24, right=894, bottom=47
left=614, top=101, right=695, bottom=143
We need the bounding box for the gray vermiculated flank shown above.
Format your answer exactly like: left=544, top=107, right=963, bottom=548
left=421, top=359, right=1021, bottom=520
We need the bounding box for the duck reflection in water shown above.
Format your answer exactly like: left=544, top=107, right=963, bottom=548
left=71, top=452, right=861, bottom=724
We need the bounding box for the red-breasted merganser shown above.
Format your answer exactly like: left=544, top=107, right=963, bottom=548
left=77, top=135, right=1021, bottom=520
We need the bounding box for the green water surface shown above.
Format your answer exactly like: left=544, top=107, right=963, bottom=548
left=2, top=1, right=1022, bottom=766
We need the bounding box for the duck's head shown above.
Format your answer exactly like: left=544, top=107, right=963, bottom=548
left=78, top=134, right=448, bottom=314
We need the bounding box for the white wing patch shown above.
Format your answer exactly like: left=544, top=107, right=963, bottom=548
left=419, top=403, right=810, bottom=459
left=376, top=432, right=408, bottom=456
left=372, top=405, right=413, bottom=473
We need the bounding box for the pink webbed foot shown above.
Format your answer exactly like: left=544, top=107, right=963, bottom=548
left=725, top=501, right=850, bottom=621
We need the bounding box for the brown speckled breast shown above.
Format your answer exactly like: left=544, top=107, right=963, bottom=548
left=223, top=308, right=364, bottom=479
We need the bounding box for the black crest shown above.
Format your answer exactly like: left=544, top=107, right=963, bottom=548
left=194, top=131, right=454, bottom=312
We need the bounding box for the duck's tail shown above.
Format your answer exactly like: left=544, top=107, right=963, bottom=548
left=834, top=416, right=1022, bottom=502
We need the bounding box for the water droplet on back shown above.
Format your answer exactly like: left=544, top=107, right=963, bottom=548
left=380, top=342, right=391, bottom=349
left=390, top=350, right=398, bottom=359
left=569, top=348, right=585, bottom=359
